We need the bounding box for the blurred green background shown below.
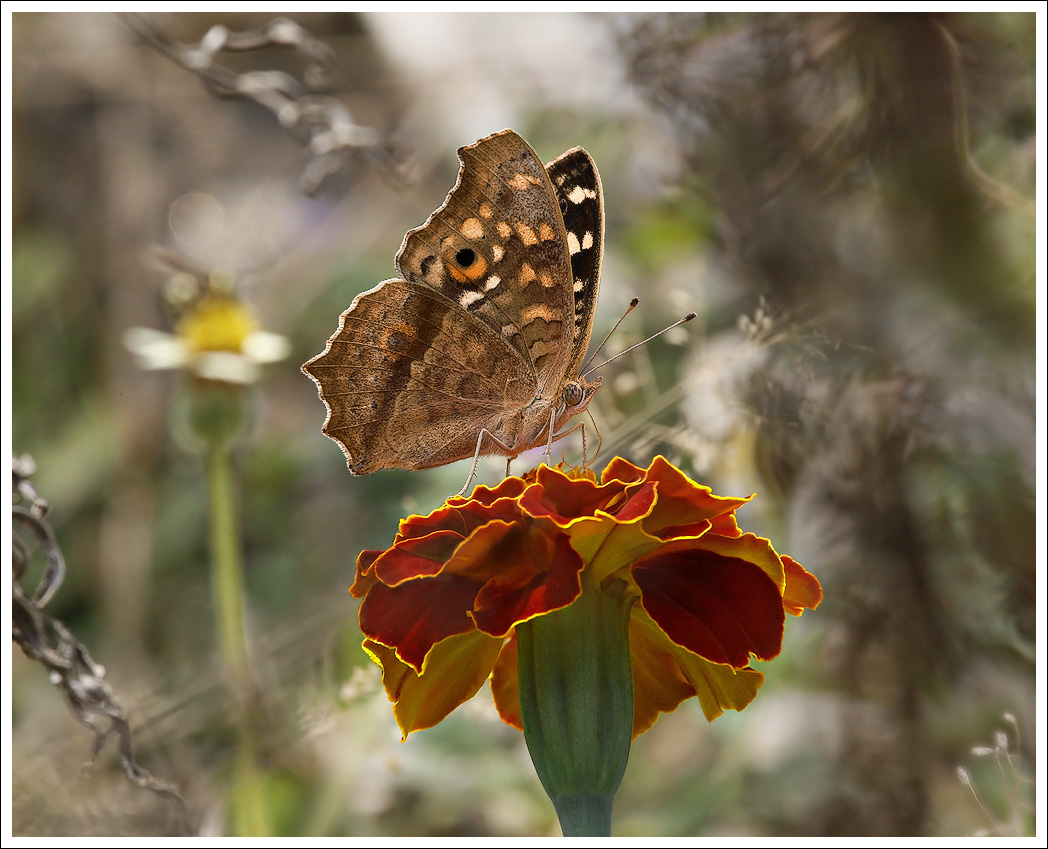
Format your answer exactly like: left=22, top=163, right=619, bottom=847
left=9, top=11, right=1037, bottom=837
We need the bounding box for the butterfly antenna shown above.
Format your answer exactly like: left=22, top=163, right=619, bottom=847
left=581, top=298, right=639, bottom=373
left=583, top=311, right=697, bottom=378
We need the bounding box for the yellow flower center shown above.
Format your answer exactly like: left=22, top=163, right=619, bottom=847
left=176, top=296, right=258, bottom=354
left=562, top=464, right=598, bottom=483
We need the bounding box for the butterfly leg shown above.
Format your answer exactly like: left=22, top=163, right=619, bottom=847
left=584, top=408, right=602, bottom=468
left=457, top=427, right=516, bottom=497
left=538, top=408, right=598, bottom=472
left=545, top=420, right=588, bottom=467
left=543, top=408, right=557, bottom=464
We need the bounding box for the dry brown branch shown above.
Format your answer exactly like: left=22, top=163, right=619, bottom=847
left=12, top=456, right=191, bottom=833
left=121, top=13, right=409, bottom=193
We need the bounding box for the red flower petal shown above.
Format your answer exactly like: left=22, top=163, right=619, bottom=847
left=450, top=474, right=528, bottom=508
left=517, top=465, right=628, bottom=524
left=443, top=520, right=530, bottom=582
left=372, top=529, right=465, bottom=584
left=634, top=540, right=785, bottom=666
left=601, top=456, right=647, bottom=485
left=630, top=607, right=765, bottom=730
left=636, top=457, right=752, bottom=539
left=350, top=549, right=383, bottom=598
left=395, top=503, right=472, bottom=542
left=358, top=572, right=482, bottom=671
left=395, top=479, right=529, bottom=543
left=697, top=532, right=786, bottom=590
left=473, top=530, right=584, bottom=636
left=615, top=480, right=658, bottom=523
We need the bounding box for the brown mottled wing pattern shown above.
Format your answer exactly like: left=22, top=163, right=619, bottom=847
left=396, top=130, right=576, bottom=399
left=302, top=129, right=604, bottom=475
left=302, top=280, right=535, bottom=473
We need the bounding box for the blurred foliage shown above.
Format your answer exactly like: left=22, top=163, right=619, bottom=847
left=9, top=10, right=1036, bottom=837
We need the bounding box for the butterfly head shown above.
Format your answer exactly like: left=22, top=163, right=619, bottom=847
left=555, top=375, right=602, bottom=430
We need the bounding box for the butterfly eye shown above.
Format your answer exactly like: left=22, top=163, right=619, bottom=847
left=562, top=381, right=585, bottom=408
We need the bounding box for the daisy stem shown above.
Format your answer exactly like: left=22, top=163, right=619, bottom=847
left=206, top=440, right=270, bottom=836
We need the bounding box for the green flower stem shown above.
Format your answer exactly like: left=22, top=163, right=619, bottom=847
left=208, top=442, right=248, bottom=688
left=206, top=440, right=270, bottom=836
left=517, top=571, right=635, bottom=837
left=550, top=793, right=615, bottom=838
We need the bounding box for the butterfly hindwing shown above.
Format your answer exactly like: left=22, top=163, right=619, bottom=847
left=302, top=279, right=535, bottom=473
left=545, top=146, right=604, bottom=380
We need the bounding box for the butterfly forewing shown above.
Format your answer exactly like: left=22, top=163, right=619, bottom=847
left=396, top=131, right=577, bottom=399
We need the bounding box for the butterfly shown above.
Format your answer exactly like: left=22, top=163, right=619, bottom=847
left=302, top=129, right=604, bottom=489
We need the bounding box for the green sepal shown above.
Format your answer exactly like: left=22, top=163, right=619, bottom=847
left=516, top=570, right=635, bottom=836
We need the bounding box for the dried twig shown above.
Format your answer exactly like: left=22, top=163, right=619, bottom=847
left=121, top=13, right=409, bottom=193
left=12, top=456, right=190, bottom=831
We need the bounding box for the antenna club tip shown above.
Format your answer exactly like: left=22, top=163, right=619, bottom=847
left=684, top=312, right=697, bottom=321
left=629, top=297, right=640, bottom=307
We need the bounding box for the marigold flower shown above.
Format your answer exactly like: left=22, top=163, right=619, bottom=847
left=353, top=456, right=821, bottom=739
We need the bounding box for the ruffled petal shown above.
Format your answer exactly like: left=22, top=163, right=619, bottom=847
left=396, top=484, right=525, bottom=542
left=372, top=529, right=465, bottom=584
left=358, top=572, right=482, bottom=671
left=565, top=500, right=667, bottom=586
left=490, top=634, right=522, bottom=731
left=636, top=457, right=752, bottom=539
left=518, top=465, right=628, bottom=524
left=365, top=632, right=502, bottom=738
left=472, top=528, right=585, bottom=636
left=600, top=456, right=647, bottom=485
left=633, top=540, right=785, bottom=666
left=349, top=549, right=383, bottom=598
left=630, top=606, right=765, bottom=733
left=781, top=554, right=823, bottom=615
left=448, top=474, right=529, bottom=508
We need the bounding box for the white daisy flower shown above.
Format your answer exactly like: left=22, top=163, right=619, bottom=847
left=125, top=287, right=289, bottom=384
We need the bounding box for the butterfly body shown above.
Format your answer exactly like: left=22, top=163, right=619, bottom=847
left=303, top=129, right=604, bottom=476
